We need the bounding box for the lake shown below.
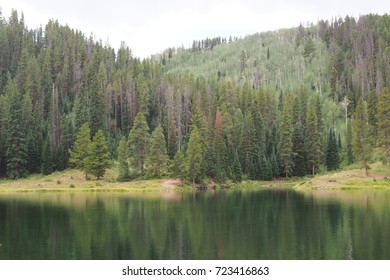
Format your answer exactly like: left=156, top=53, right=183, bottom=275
left=0, top=188, right=389, bottom=259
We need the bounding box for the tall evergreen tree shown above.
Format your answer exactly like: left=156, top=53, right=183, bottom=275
left=376, top=87, right=390, bottom=172
left=292, top=122, right=307, bottom=176
left=352, top=97, right=372, bottom=176
left=231, top=149, right=243, bottom=182
left=306, top=105, right=320, bottom=175
left=170, top=150, right=185, bottom=180
left=128, top=112, right=150, bottom=175
left=117, top=136, right=130, bottom=181
left=147, top=124, right=169, bottom=177
left=367, top=90, right=378, bottom=146
left=346, top=120, right=354, bottom=164
left=5, top=78, right=28, bottom=179
left=85, top=130, right=111, bottom=179
left=41, top=136, right=53, bottom=175
left=186, top=126, right=204, bottom=184
left=279, top=94, right=294, bottom=178
left=326, top=128, right=339, bottom=171
left=69, top=122, right=91, bottom=179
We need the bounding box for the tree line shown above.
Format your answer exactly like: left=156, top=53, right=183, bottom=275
left=0, top=10, right=389, bottom=183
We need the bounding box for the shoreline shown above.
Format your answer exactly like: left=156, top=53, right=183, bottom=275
left=0, top=162, right=389, bottom=193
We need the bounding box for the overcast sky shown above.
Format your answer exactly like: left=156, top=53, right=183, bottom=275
left=1, top=0, right=389, bottom=58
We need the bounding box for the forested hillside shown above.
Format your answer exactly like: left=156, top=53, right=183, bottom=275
left=0, top=10, right=389, bottom=183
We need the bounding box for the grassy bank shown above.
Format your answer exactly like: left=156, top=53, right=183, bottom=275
left=1, top=162, right=389, bottom=193
left=0, top=169, right=187, bottom=193
left=295, top=162, right=390, bottom=191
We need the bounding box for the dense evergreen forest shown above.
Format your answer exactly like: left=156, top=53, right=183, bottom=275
left=0, top=10, right=389, bottom=183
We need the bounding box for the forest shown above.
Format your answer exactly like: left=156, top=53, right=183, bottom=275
left=0, top=10, right=389, bottom=184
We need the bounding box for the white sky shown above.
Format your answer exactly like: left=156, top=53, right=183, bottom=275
left=1, top=0, right=389, bottom=58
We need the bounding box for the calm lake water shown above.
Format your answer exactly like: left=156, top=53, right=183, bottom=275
left=0, top=188, right=389, bottom=260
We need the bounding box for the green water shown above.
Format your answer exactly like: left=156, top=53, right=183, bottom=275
left=0, top=188, right=389, bottom=259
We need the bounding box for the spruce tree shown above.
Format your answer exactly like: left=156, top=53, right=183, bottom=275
left=128, top=112, right=150, bottom=175
left=41, top=137, right=53, bottom=175
left=69, top=122, right=91, bottom=179
left=292, top=122, right=307, bottom=176
left=5, top=78, right=28, bottom=179
left=352, top=97, right=372, bottom=176
left=85, top=130, right=111, bottom=179
left=170, top=150, right=185, bottom=180
left=270, top=149, right=279, bottom=178
left=346, top=120, right=354, bottom=164
left=186, top=126, right=204, bottom=184
left=231, top=149, right=243, bottom=182
left=147, top=124, right=169, bottom=177
left=306, top=105, right=320, bottom=175
left=117, top=136, right=130, bottom=181
left=279, top=94, right=294, bottom=178
left=376, top=87, right=390, bottom=172
left=326, top=129, right=339, bottom=171
left=367, top=90, right=378, bottom=146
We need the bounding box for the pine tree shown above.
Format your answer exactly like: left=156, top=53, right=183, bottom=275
left=376, top=87, right=390, bottom=172
left=213, top=108, right=227, bottom=182
left=326, top=128, right=339, bottom=171
left=117, top=136, right=130, bottom=181
left=292, top=122, right=307, bottom=176
left=147, top=124, right=169, bottom=177
left=69, top=122, right=91, bottom=179
left=85, top=130, right=111, bottom=179
left=186, top=126, right=204, bottom=184
left=346, top=120, right=354, bottom=164
left=170, top=150, right=185, bottom=180
left=231, top=149, right=243, bottom=182
left=128, top=112, right=150, bottom=175
left=352, top=97, right=372, bottom=176
left=306, top=105, right=320, bottom=175
left=279, top=94, right=294, bottom=178
left=367, top=90, right=378, bottom=146
left=270, top=149, right=279, bottom=178
left=41, top=136, right=53, bottom=175
left=5, top=78, right=28, bottom=179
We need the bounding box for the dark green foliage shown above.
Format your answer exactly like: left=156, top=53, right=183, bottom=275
left=258, top=153, right=272, bottom=181
left=41, top=137, right=53, bottom=175
left=352, top=97, right=372, bottom=176
left=1, top=9, right=389, bottom=183
left=376, top=87, right=390, bottom=172
left=186, top=127, right=204, bottom=183
left=367, top=90, right=378, bottom=146
left=270, top=149, right=279, bottom=178
left=26, top=132, right=41, bottom=174
left=85, top=130, right=111, bottom=179
left=231, top=149, right=243, bottom=182
left=346, top=121, right=354, bottom=164
left=170, top=151, right=185, bottom=180
left=292, top=122, right=307, bottom=176
left=306, top=105, right=320, bottom=175
left=117, top=136, right=130, bottom=181
left=279, top=94, right=294, bottom=178
left=326, top=129, right=339, bottom=171
left=147, top=124, right=169, bottom=177
left=5, top=78, right=28, bottom=179
left=128, top=112, right=150, bottom=175
left=69, top=122, right=91, bottom=178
